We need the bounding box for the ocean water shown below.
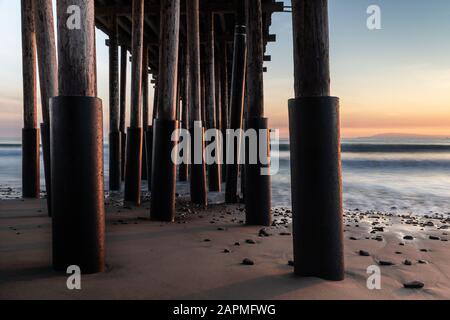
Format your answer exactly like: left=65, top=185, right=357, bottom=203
left=1, top=137, right=449, bottom=216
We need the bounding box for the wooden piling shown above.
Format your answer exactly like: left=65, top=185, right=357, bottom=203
left=215, top=46, right=223, bottom=181
left=244, top=0, right=271, bottom=226
left=124, top=0, right=145, bottom=205
left=289, top=0, right=344, bottom=281
left=52, top=0, right=105, bottom=273
left=109, top=15, right=121, bottom=191
left=119, top=46, right=128, bottom=181
left=205, top=12, right=221, bottom=192
left=220, top=38, right=229, bottom=180
left=34, top=0, right=57, bottom=212
left=178, top=46, right=189, bottom=182
left=21, top=0, right=40, bottom=199
left=225, top=26, right=247, bottom=204
left=186, top=0, right=207, bottom=206
left=150, top=0, right=180, bottom=222
left=141, top=45, right=149, bottom=181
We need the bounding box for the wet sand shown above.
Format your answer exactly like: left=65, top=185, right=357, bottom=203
left=1, top=196, right=450, bottom=300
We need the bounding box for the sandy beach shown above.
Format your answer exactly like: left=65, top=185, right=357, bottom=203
left=1, top=195, right=449, bottom=300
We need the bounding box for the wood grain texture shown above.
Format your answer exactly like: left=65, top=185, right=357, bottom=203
left=21, top=0, right=37, bottom=129
left=130, top=0, right=144, bottom=127
left=220, top=38, right=229, bottom=131
left=142, top=45, right=149, bottom=128
left=119, top=46, right=128, bottom=133
left=246, top=0, right=265, bottom=118
left=34, top=0, right=57, bottom=124
left=157, top=0, right=180, bottom=121
left=292, top=0, right=330, bottom=97
left=109, top=15, right=120, bottom=133
left=57, top=0, right=97, bottom=96
left=186, top=0, right=202, bottom=124
left=204, top=12, right=216, bottom=129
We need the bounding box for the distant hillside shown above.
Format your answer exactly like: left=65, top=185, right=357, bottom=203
left=359, top=133, right=450, bottom=140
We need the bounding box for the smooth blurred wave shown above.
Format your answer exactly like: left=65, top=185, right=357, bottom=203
left=1, top=138, right=450, bottom=215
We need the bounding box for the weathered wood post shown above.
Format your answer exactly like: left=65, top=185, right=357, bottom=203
left=150, top=0, right=180, bottom=221
left=109, top=15, right=121, bottom=191
left=21, top=0, right=40, bottom=199
left=205, top=12, right=221, bottom=192
left=178, top=46, right=189, bottom=182
left=141, top=45, right=149, bottom=181
left=214, top=45, right=223, bottom=181
left=124, top=0, right=145, bottom=205
left=289, top=0, right=344, bottom=281
left=187, top=0, right=207, bottom=205
left=225, top=25, right=247, bottom=203
left=34, top=0, right=57, bottom=214
left=220, top=38, right=229, bottom=181
left=146, top=83, right=157, bottom=191
left=244, top=0, right=271, bottom=226
left=51, top=0, right=105, bottom=273
left=119, top=46, right=128, bottom=181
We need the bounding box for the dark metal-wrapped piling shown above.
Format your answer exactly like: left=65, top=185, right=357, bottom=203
left=124, top=0, right=145, bottom=206
left=187, top=0, right=207, bottom=206
left=289, top=0, right=344, bottom=281
left=51, top=0, right=105, bottom=274
left=34, top=0, right=58, bottom=210
left=244, top=0, right=272, bottom=226
left=150, top=0, right=180, bottom=222
left=225, top=25, right=247, bottom=204
left=21, top=0, right=40, bottom=199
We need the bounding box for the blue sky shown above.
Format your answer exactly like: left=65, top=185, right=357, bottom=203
left=1, top=0, right=450, bottom=138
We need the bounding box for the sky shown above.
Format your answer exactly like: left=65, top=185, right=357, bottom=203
left=1, top=0, right=450, bottom=138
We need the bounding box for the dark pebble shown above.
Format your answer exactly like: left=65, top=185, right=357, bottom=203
left=378, top=260, right=395, bottom=266
left=242, top=258, right=254, bottom=266
left=403, top=260, right=413, bottom=266
left=359, top=250, right=370, bottom=257
left=403, top=235, right=414, bottom=240
left=246, top=239, right=256, bottom=244
left=403, top=281, right=424, bottom=289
